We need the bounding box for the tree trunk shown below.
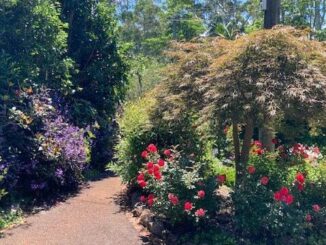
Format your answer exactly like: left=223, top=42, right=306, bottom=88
left=260, top=122, right=275, bottom=152
left=264, top=0, right=281, bottom=29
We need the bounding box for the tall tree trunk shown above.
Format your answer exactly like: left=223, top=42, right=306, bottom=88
left=264, top=0, right=281, bottom=29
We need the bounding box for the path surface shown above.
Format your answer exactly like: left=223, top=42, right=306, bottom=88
left=1, top=177, right=142, bottom=245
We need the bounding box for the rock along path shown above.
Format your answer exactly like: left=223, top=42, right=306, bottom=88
left=1, top=177, right=142, bottom=245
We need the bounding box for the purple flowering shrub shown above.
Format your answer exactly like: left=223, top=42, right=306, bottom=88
left=1, top=87, right=90, bottom=198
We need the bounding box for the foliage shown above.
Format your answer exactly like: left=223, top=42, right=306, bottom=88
left=0, top=0, right=74, bottom=93
left=1, top=88, right=90, bottom=198
left=160, top=26, right=326, bottom=186
left=135, top=144, right=219, bottom=227
left=111, top=90, right=205, bottom=184
left=59, top=0, right=128, bottom=168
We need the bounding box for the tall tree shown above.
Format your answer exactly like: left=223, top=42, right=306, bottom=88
left=59, top=0, right=128, bottom=167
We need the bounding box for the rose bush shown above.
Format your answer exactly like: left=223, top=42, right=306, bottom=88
left=135, top=144, right=219, bottom=227
left=233, top=141, right=326, bottom=243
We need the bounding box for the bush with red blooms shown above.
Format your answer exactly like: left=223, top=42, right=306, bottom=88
left=136, top=144, right=219, bottom=226
left=233, top=144, right=326, bottom=243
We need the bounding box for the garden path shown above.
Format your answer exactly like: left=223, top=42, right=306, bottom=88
left=1, top=176, right=142, bottom=245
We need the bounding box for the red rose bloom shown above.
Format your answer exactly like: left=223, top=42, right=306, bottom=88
left=272, top=138, right=278, bottom=145
left=260, top=176, right=269, bottom=185
left=138, top=180, right=147, bottom=188
left=137, top=173, right=145, bottom=181
left=255, top=149, right=264, bottom=155
left=147, top=168, right=154, bottom=175
left=247, top=165, right=256, bottom=174
left=313, top=204, right=321, bottom=212
left=184, top=201, right=193, bottom=211
left=197, top=190, right=205, bottom=199
left=297, top=183, right=304, bottom=191
left=195, top=208, right=206, bottom=217
left=285, top=194, right=294, bottom=205
left=252, top=140, right=262, bottom=148
left=157, top=159, right=165, bottom=167
left=168, top=193, right=179, bottom=205
left=217, top=174, right=226, bottom=184
left=163, top=149, right=171, bottom=156
left=141, top=150, right=149, bottom=159
left=147, top=194, right=155, bottom=206
left=280, top=187, right=289, bottom=196
left=154, top=171, right=162, bottom=180
left=147, top=162, right=154, bottom=170
left=306, top=213, right=312, bottom=222
left=147, top=144, right=158, bottom=153
left=296, top=172, right=305, bottom=184
left=153, top=164, right=160, bottom=173
left=140, top=195, right=147, bottom=203
left=274, top=191, right=281, bottom=201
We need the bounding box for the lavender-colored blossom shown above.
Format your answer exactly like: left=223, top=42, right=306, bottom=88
left=55, top=168, right=64, bottom=179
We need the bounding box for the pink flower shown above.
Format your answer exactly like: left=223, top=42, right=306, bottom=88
left=260, top=176, right=269, bottom=185
left=147, top=144, right=158, bottom=153
left=195, top=208, right=206, bottom=217
left=168, top=193, right=179, bottom=205
left=247, top=165, right=256, bottom=174
left=141, top=150, right=148, bottom=159
left=163, top=149, right=171, bottom=156
left=157, top=159, right=165, bottom=167
left=306, top=213, right=312, bottom=222
left=313, top=204, right=321, bottom=212
left=197, top=190, right=205, bottom=199
left=217, top=174, right=226, bottom=184
left=140, top=195, right=147, bottom=203
left=313, top=147, right=320, bottom=154
left=252, top=140, right=262, bottom=148
left=184, top=202, right=193, bottom=211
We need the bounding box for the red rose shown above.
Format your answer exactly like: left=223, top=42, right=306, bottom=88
left=147, top=162, right=154, bottom=170
left=247, top=165, right=256, bottom=174
left=260, top=176, right=269, bottom=185
left=296, top=172, right=305, bottom=184
left=255, top=148, right=264, bottom=155
left=154, top=171, right=162, bottom=180
left=163, top=149, right=171, bottom=156
left=285, top=194, right=294, bottom=205
left=138, top=180, right=147, bottom=188
left=306, top=213, right=312, bottom=222
left=147, top=144, right=158, bottom=153
left=157, top=159, right=165, bottom=167
left=168, top=193, right=179, bottom=205
left=140, top=195, right=147, bottom=203
left=272, top=138, right=278, bottom=145
left=280, top=187, right=289, bottom=196
left=137, top=173, right=145, bottom=181
left=184, top=201, right=193, bottom=211
left=197, top=190, right=205, bottom=199
left=297, top=183, right=304, bottom=191
left=252, top=140, right=262, bottom=148
left=313, top=204, right=321, bottom=212
left=147, top=168, right=154, bottom=175
left=141, top=150, right=149, bottom=159
left=153, top=164, right=160, bottom=173
left=274, top=191, right=281, bottom=201
left=147, top=194, right=155, bottom=206
left=195, top=208, right=206, bottom=217
left=217, top=174, right=226, bottom=184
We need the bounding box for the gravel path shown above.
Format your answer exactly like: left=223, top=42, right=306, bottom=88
left=1, top=177, right=142, bottom=245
